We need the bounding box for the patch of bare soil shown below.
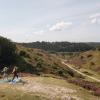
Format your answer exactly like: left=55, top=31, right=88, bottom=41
left=15, top=77, right=82, bottom=100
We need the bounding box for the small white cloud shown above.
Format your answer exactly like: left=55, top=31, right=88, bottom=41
left=91, top=18, right=97, bottom=24
left=89, top=13, right=100, bottom=24
left=49, top=21, right=72, bottom=31
left=89, top=13, right=100, bottom=19
left=33, top=30, right=45, bottom=35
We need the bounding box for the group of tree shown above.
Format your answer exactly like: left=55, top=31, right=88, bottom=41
left=0, top=36, right=17, bottom=67
left=21, top=41, right=95, bottom=52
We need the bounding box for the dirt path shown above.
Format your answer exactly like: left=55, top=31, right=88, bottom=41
left=62, top=61, right=100, bottom=83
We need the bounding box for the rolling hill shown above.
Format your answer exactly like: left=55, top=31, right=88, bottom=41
left=16, top=44, right=70, bottom=77
left=0, top=36, right=100, bottom=99
left=0, top=36, right=77, bottom=78
left=69, top=49, right=100, bottom=78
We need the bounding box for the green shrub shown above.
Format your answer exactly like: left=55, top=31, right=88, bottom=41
left=58, top=70, right=63, bottom=76
left=19, top=50, right=30, bottom=58
left=67, top=69, right=74, bottom=77
left=34, top=58, right=44, bottom=75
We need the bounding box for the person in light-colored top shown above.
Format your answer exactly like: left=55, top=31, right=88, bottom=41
left=2, top=67, right=9, bottom=80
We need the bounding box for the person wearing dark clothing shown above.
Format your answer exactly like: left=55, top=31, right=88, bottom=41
left=12, top=66, right=18, bottom=81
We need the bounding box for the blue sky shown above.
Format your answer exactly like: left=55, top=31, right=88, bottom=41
left=0, top=0, right=100, bottom=42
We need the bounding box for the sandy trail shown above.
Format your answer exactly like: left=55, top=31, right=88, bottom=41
left=62, top=61, right=100, bottom=82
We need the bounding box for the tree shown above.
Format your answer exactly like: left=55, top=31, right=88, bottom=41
left=0, top=36, right=17, bottom=66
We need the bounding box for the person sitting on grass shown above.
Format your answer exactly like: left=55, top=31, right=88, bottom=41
left=2, top=67, right=9, bottom=81
left=12, top=66, right=19, bottom=81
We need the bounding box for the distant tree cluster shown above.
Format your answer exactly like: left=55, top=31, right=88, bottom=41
left=21, top=41, right=94, bottom=52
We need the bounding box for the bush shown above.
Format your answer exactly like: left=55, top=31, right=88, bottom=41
left=36, top=53, right=43, bottom=56
left=19, top=50, right=29, bottom=58
left=87, top=54, right=92, bottom=58
left=80, top=56, right=84, bottom=59
left=67, top=69, right=74, bottom=77
left=34, top=58, right=44, bottom=75
left=90, top=62, right=95, bottom=66
left=94, top=88, right=100, bottom=96
left=58, top=70, right=63, bottom=76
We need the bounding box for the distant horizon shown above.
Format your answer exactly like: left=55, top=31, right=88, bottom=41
left=19, top=41, right=100, bottom=43
left=17, top=40, right=100, bottom=44
left=1, top=35, right=100, bottom=43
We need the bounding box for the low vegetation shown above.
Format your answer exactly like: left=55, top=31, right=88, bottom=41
left=68, top=78, right=100, bottom=96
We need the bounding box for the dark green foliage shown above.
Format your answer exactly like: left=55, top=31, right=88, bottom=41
left=35, top=58, right=44, bottom=75
left=67, top=69, right=74, bottom=77
left=19, top=50, right=30, bottom=58
left=0, top=36, right=17, bottom=66
left=58, top=70, right=63, bottom=76
left=86, top=42, right=100, bottom=47
left=16, top=56, right=34, bottom=74
left=21, top=41, right=94, bottom=52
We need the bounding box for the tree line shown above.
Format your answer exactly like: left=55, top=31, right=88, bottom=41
left=21, top=41, right=94, bottom=52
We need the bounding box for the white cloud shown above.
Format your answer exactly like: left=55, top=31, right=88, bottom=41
left=49, top=21, right=72, bottom=31
left=33, top=30, right=45, bottom=35
left=91, top=18, right=97, bottom=24
left=89, top=13, right=100, bottom=24
left=89, top=13, right=100, bottom=18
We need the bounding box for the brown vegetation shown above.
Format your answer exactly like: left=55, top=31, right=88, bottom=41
left=68, top=78, right=100, bottom=96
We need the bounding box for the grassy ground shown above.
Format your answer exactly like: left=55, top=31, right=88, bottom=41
left=79, top=68, right=100, bottom=80
left=0, top=85, right=48, bottom=100
left=0, top=76, right=99, bottom=100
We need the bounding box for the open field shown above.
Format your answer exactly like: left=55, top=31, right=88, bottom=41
left=0, top=76, right=99, bottom=100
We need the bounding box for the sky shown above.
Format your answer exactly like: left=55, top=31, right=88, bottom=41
left=0, top=0, right=100, bottom=42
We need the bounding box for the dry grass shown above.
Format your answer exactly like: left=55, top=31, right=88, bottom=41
left=0, top=76, right=99, bottom=100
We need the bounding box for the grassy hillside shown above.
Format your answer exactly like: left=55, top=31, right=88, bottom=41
left=16, top=44, right=73, bottom=78
left=80, top=49, right=100, bottom=71
left=69, top=49, right=100, bottom=78
left=0, top=36, right=83, bottom=78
